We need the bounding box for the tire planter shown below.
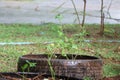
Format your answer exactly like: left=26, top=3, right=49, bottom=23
left=18, top=54, right=103, bottom=80
left=0, top=72, right=79, bottom=80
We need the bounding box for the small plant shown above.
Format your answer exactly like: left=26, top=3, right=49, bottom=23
left=55, top=13, right=64, bottom=25
left=47, top=58, right=56, bottom=80
left=44, top=14, right=81, bottom=79
left=21, top=60, right=37, bottom=79
left=21, top=60, right=36, bottom=72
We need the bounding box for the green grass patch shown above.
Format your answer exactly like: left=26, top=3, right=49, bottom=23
left=0, top=23, right=120, bottom=42
left=103, top=63, right=120, bottom=77
left=0, top=23, right=120, bottom=78
left=0, top=24, right=62, bottom=42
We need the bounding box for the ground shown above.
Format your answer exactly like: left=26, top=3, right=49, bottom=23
left=0, top=24, right=119, bottom=80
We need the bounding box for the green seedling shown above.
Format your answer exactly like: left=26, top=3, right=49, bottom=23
left=21, top=60, right=36, bottom=72
left=26, top=60, right=36, bottom=68
left=21, top=63, right=28, bottom=72
left=21, top=60, right=36, bottom=80
left=55, top=13, right=63, bottom=24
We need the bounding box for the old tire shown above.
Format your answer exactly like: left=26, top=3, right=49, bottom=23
left=17, top=54, right=102, bottom=80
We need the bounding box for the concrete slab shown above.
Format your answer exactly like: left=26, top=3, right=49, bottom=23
left=0, top=0, right=120, bottom=24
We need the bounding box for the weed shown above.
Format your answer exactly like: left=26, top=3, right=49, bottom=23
left=21, top=60, right=36, bottom=72
left=21, top=60, right=36, bottom=80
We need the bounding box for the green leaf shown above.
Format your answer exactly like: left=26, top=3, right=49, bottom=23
left=26, top=60, right=36, bottom=67
left=72, top=44, right=78, bottom=49
left=21, top=64, right=28, bottom=71
left=55, top=14, right=63, bottom=20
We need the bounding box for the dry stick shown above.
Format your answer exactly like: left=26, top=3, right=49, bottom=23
left=71, top=0, right=82, bottom=28
left=82, top=0, right=86, bottom=27
left=99, top=0, right=105, bottom=36
left=32, top=74, right=44, bottom=80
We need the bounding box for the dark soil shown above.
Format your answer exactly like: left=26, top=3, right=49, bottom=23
left=0, top=74, right=65, bottom=80
left=0, top=73, right=80, bottom=80
left=1, top=73, right=120, bottom=80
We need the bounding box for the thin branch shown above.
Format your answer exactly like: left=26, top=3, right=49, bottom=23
left=107, top=0, right=114, bottom=18
left=73, top=12, right=120, bottom=22
left=99, top=0, right=105, bottom=36
left=52, top=1, right=66, bottom=12
left=71, top=0, right=81, bottom=27
left=82, top=0, right=86, bottom=27
left=107, top=0, right=113, bottom=13
left=84, top=13, right=120, bottom=22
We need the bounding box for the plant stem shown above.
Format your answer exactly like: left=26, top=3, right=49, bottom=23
left=47, top=54, right=55, bottom=80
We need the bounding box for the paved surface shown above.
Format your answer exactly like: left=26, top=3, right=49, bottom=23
left=0, top=0, right=120, bottom=24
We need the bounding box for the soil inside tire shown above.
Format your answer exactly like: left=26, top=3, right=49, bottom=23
left=21, top=54, right=99, bottom=60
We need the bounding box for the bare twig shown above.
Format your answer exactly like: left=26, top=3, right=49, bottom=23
left=77, top=12, right=120, bottom=22
left=82, top=0, right=86, bottom=27
left=107, top=0, right=114, bottom=18
left=52, top=1, right=66, bottom=12
left=99, top=0, right=105, bottom=36
left=71, top=0, right=81, bottom=28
